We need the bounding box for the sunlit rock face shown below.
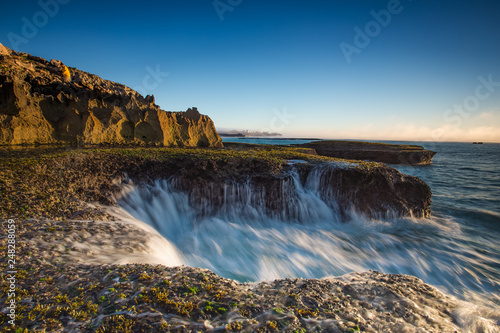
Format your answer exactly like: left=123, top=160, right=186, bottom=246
left=0, top=43, right=222, bottom=147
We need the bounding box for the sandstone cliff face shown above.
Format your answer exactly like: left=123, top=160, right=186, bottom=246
left=0, top=43, right=222, bottom=147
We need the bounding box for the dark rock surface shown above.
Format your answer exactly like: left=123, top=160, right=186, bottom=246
left=117, top=151, right=432, bottom=219
left=298, top=140, right=436, bottom=165
left=163, top=163, right=431, bottom=220
left=0, top=43, right=222, bottom=147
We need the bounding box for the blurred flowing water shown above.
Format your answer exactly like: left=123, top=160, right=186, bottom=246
left=117, top=140, right=500, bottom=329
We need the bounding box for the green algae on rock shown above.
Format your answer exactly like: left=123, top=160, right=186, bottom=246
left=0, top=144, right=431, bottom=221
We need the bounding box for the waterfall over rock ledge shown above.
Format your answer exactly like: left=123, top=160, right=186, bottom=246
left=118, top=159, right=432, bottom=222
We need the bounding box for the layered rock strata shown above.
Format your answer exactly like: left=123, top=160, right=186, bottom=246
left=0, top=43, right=222, bottom=147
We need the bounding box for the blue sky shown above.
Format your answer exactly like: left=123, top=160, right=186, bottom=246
left=1, top=0, right=500, bottom=141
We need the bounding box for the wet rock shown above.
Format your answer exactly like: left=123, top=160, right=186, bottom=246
left=123, top=155, right=432, bottom=219
left=298, top=140, right=436, bottom=165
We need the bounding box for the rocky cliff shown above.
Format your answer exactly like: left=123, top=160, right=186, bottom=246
left=0, top=43, right=222, bottom=147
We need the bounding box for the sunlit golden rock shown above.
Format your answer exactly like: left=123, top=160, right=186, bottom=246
left=0, top=49, right=222, bottom=147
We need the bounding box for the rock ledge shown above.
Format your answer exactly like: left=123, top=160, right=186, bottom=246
left=298, top=140, right=436, bottom=165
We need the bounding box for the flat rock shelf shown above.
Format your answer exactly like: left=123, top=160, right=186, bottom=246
left=297, top=140, right=436, bottom=165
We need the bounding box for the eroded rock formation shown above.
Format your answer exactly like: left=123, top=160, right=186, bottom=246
left=0, top=43, right=222, bottom=147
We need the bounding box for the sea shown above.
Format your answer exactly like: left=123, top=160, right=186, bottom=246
left=116, top=138, right=500, bottom=330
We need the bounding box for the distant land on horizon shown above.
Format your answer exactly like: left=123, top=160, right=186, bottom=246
left=217, top=129, right=282, bottom=137
left=219, top=134, right=500, bottom=144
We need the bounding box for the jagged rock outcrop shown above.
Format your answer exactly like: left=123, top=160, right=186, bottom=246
left=0, top=43, right=222, bottom=147
left=298, top=140, right=436, bottom=165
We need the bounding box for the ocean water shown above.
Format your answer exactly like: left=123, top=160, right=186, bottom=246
left=116, top=139, right=500, bottom=329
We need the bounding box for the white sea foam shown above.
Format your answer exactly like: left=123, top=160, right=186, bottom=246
left=113, top=170, right=500, bottom=332
left=104, top=206, right=184, bottom=266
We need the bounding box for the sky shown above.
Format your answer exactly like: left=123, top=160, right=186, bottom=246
left=1, top=0, right=500, bottom=142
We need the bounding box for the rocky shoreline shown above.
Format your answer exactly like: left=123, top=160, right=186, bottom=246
left=0, top=145, right=451, bottom=331
left=0, top=44, right=473, bottom=332
left=0, top=145, right=431, bottom=222
left=1, top=218, right=464, bottom=332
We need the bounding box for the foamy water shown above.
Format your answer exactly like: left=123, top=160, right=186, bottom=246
left=113, top=141, right=500, bottom=332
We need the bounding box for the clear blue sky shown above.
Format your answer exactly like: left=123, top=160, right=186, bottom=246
left=1, top=0, right=500, bottom=141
